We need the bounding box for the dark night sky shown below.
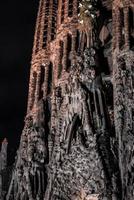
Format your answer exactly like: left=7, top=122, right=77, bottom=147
left=0, top=0, right=39, bottom=165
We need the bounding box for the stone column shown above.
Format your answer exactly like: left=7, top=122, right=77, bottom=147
left=47, top=0, right=54, bottom=43
left=51, top=89, right=57, bottom=128
left=65, top=0, right=69, bottom=19
left=0, top=175, right=2, bottom=200
left=27, top=70, right=37, bottom=112
left=112, top=8, right=116, bottom=51
left=71, top=32, right=76, bottom=66
left=34, top=66, right=41, bottom=105
left=49, top=90, right=56, bottom=159
left=32, top=0, right=45, bottom=55
left=57, top=0, right=62, bottom=27
left=124, top=7, right=130, bottom=50
left=116, top=8, right=122, bottom=50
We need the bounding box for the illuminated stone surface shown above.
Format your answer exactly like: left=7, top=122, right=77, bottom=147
left=1, top=0, right=134, bottom=199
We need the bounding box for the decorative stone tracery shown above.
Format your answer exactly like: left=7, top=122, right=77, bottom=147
left=1, top=0, right=134, bottom=200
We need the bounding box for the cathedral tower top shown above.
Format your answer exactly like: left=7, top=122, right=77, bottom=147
left=27, top=0, right=80, bottom=112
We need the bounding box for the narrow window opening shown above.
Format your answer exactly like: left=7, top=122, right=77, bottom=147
left=35, top=0, right=44, bottom=54
left=68, top=0, right=73, bottom=17
left=99, top=47, right=110, bottom=75
left=66, top=34, right=72, bottom=71
left=75, top=30, right=80, bottom=52
left=132, top=108, right=134, bottom=132
left=39, top=66, right=45, bottom=99
left=51, top=17, right=56, bottom=40
left=58, top=41, right=64, bottom=78
left=121, top=60, right=126, bottom=71
left=43, top=0, right=50, bottom=49
left=83, top=33, right=87, bottom=51
left=61, top=0, right=65, bottom=23
left=48, top=62, right=53, bottom=95
left=51, top=0, right=58, bottom=41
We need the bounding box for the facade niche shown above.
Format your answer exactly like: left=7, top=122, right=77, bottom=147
left=75, top=30, right=80, bottom=52
left=51, top=0, right=58, bottom=41
left=43, top=0, right=50, bottom=49
left=32, top=72, right=37, bottom=107
left=129, top=8, right=134, bottom=49
left=66, top=34, right=72, bottom=71
left=68, top=0, right=73, bottom=17
left=61, top=0, right=65, bottom=23
left=47, top=62, right=53, bottom=95
left=51, top=17, right=57, bottom=41
left=39, top=66, right=45, bottom=99
left=58, top=41, right=64, bottom=79
left=83, top=33, right=87, bottom=51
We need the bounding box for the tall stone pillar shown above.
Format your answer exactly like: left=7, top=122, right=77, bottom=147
left=116, top=8, right=122, bottom=50
left=34, top=67, right=41, bottom=105
left=47, top=0, right=53, bottom=43
left=124, top=7, right=130, bottom=49
left=27, top=70, right=37, bottom=112
left=65, top=0, right=69, bottom=19
left=57, top=0, right=62, bottom=26
left=71, top=32, right=77, bottom=66
left=0, top=138, right=8, bottom=200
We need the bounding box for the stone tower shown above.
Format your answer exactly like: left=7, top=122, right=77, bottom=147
left=27, top=0, right=79, bottom=113
left=6, top=0, right=134, bottom=199
left=0, top=138, right=8, bottom=170
left=112, top=0, right=134, bottom=199
left=0, top=138, right=8, bottom=200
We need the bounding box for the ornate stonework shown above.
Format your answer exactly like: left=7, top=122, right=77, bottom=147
left=1, top=0, right=134, bottom=199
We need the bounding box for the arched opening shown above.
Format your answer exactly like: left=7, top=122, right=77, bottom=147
left=47, top=62, right=53, bottom=95
left=43, top=0, right=50, bottom=49
left=39, top=66, right=45, bottom=99
left=58, top=41, right=64, bottom=78
left=66, top=114, right=80, bottom=154
left=68, top=0, right=73, bottom=17
left=51, top=17, right=57, bottom=41
left=61, top=0, right=65, bottom=23
left=83, top=33, right=87, bottom=51
left=51, top=0, right=58, bottom=41
left=75, top=30, right=80, bottom=52
left=32, top=72, right=37, bottom=107
left=129, top=8, right=134, bottom=49
left=66, top=34, right=72, bottom=71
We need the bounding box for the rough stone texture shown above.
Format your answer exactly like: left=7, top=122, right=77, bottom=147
left=1, top=0, right=134, bottom=199
left=0, top=139, right=9, bottom=200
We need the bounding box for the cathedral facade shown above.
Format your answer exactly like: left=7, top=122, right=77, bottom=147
left=2, top=0, right=134, bottom=199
